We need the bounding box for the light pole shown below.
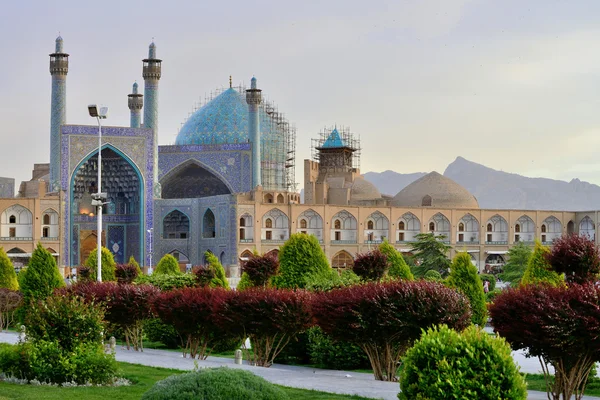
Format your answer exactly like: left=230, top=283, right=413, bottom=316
left=147, top=228, right=153, bottom=274
left=88, top=104, right=108, bottom=282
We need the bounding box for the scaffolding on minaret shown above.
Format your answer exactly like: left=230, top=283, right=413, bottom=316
left=311, top=126, right=361, bottom=171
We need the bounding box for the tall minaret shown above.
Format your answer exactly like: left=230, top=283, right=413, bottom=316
left=142, top=41, right=162, bottom=197
left=49, top=36, right=69, bottom=192
left=128, top=82, right=143, bottom=128
left=246, top=77, right=262, bottom=188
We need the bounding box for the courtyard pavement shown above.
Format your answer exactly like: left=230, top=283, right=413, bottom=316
left=0, top=331, right=597, bottom=400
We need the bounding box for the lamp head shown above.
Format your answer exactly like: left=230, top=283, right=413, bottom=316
left=88, top=104, right=109, bottom=119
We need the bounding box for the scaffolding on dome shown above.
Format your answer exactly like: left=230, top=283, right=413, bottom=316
left=176, top=85, right=297, bottom=193
left=311, top=126, right=361, bottom=171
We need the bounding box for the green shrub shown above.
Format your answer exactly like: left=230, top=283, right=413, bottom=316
left=521, top=241, right=565, bottom=287
left=486, top=288, right=503, bottom=303
left=84, top=246, right=117, bottom=282
left=399, top=325, right=527, bottom=400
left=447, top=252, right=487, bottom=326
left=142, top=368, right=289, bottom=400
left=135, top=273, right=197, bottom=291
left=304, top=269, right=361, bottom=292
left=479, top=273, right=496, bottom=291
left=274, top=331, right=310, bottom=365
left=307, top=326, right=370, bottom=370
left=380, top=240, right=414, bottom=281
left=128, top=255, right=142, bottom=273
left=155, top=254, right=181, bottom=275
left=236, top=272, right=253, bottom=291
left=19, top=243, right=64, bottom=305
left=423, top=269, right=442, bottom=282
left=0, top=247, right=18, bottom=290
left=274, top=233, right=330, bottom=289
left=204, top=251, right=230, bottom=289
left=144, top=318, right=180, bottom=348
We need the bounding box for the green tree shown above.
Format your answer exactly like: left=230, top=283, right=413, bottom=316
left=19, top=243, right=64, bottom=303
left=155, top=254, right=181, bottom=275
left=521, top=241, right=564, bottom=287
left=204, top=251, right=230, bottom=289
left=274, top=233, right=330, bottom=289
left=379, top=240, right=414, bottom=281
left=498, top=242, right=532, bottom=287
left=409, top=233, right=451, bottom=278
left=0, top=247, right=18, bottom=290
left=84, top=246, right=117, bottom=281
left=447, top=252, right=487, bottom=326
left=128, top=255, right=142, bottom=273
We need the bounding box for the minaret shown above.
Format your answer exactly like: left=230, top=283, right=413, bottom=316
left=128, top=82, right=143, bottom=128
left=246, top=77, right=262, bottom=188
left=142, top=41, right=162, bottom=197
left=49, top=36, right=69, bottom=192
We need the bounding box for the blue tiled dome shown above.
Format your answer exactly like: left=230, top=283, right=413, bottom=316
left=176, top=88, right=252, bottom=145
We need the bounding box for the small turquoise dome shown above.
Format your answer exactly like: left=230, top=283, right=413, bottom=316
left=176, top=88, right=257, bottom=145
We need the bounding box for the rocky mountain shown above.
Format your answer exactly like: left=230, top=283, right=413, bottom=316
left=363, top=157, right=600, bottom=211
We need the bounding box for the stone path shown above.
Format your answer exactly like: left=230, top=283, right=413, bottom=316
left=0, top=331, right=597, bottom=400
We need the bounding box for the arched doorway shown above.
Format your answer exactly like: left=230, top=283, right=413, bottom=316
left=332, top=250, right=354, bottom=270
left=161, top=161, right=231, bottom=199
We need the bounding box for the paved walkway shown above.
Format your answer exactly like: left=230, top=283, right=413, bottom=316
left=0, top=331, right=597, bottom=400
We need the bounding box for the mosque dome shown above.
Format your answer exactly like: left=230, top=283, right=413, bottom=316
left=350, top=177, right=382, bottom=201
left=175, top=88, right=252, bottom=145
left=391, top=171, right=479, bottom=209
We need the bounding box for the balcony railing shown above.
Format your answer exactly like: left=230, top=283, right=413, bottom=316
left=239, top=239, right=254, bottom=243
left=262, top=239, right=286, bottom=244
left=456, top=240, right=479, bottom=244
left=396, top=240, right=416, bottom=244
left=0, top=237, right=33, bottom=241
left=331, top=240, right=357, bottom=244
left=365, top=240, right=384, bottom=244
left=41, top=237, right=59, bottom=241
left=485, top=241, right=508, bottom=245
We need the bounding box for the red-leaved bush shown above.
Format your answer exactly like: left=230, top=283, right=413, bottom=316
left=115, top=263, right=139, bottom=284
left=352, top=249, right=388, bottom=281
left=65, top=282, right=159, bottom=351
left=490, top=284, right=600, bottom=400
left=242, top=253, right=279, bottom=287
left=192, top=265, right=215, bottom=287
left=153, top=287, right=231, bottom=359
left=214, top=288, right=313, bottom=367
left=312, top=280, right=472, bottom=381
left=546, top=234, right=600, bottom=284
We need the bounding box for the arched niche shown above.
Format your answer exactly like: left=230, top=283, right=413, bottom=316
left=161, top=161, right=231, bottom=199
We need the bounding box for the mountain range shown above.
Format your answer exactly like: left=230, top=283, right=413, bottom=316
left=363, top=157, right=600, bottom=211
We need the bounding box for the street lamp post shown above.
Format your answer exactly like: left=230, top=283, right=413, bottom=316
left=147, top=228, right=153, bottom=274
left=88, top=104, right=108, bottom=282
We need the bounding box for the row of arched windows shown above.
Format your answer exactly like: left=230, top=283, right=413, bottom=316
left=0, top=205, right=58, bottom=239
left=161, top=209, right=216, bottom=239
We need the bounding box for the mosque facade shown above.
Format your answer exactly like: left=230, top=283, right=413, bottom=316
left=0, top=36, right=597, bottom=277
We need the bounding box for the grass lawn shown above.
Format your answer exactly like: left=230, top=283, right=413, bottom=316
left=524, top=373, right=600, bottom=396
left=0, top=362, right=374, bottom=400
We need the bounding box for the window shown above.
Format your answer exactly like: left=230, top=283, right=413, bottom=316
left=367, top=221, right=374, bottom=230
left=487, top=223, right=492, bottom=232
left=266, top=230, right=272, bottom=240
left=43, top=214, right=50, bottom=225
left=515, top=234, right=520, bottom=242
left=239, top=228, right=245, bottom=240
left=240, top=218, right=246, bottom=227
left=487, top=233, right=492, bottom=242
left=9, top=228, right=15, bottom=237
left=515, top=224, right=521, bottom=233
left=398, top=221, right=405, bottom=230
left=9, top=215, right=15, bottom=224
left=429, top=222, right=435, bottom=231
left=458, top=233, right=464, bottom=242
left=301, top=230, right=307, bottom=234
left=541, top=224, right=547, bottom=233
left=367, top=233, right=374, bottom=241
left=542, top=234, right=547, bottom=242
left=265, top=218, right=273, bottom=228
left=398, top=232, right=405, bottom=241
left=334, top=219, right=341, bottom=229
left=335, top=231, right=341, bottom=240
left=300, top=219, right=307, bottom=229
left=168, top=233, right=176, bottom=239
left=42, top=227, right=49, bottom=238
left=422, top=195, right=432, bottom=207
left=458, top=223, right=464, bottom=232
left=180, top=232, right=187, bottom=239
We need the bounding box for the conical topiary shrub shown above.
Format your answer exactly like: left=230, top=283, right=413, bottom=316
left=155, top=254, right=180, bottom=275
left=521, top=241, right=564, bottom=287
left=447, top=252, right=487, bottom=326
left=19, top=243, right=64, bottom=303
left=0, top=247, right=18, bottom=290
left=84, top=246, right=117, bottom=281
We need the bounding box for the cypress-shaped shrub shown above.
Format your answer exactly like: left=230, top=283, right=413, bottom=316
left=312, top=281, right=471, bottom=381
left=353, top=249, right=388, bottom=281
left=19, top=243, right=64, bottom=305
left=275, top=233, right=330, bottom=289
left=0, top=247, right=18, bottom=290
left=84, top=246, right=117, bottom=281
left=521, top=241, right=564, bottom=287
left=380, top=240, right=414, bottom=281
left=128, top=255, right=142, bottom=273
left=155, top=254, right=180, bottom=275
left=141, top=368, right=289, bottom=400
left=399, top=325, right=527, bottom=399
left=447, top=252, right=487, bottom=326
left=204, top=251, right=230, bottom=289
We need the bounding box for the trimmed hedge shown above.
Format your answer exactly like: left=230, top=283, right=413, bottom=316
left=135, top=273, right=197, bottom=291
left=155, top=254, right=180, bottom=275
left=84, top=246, right=117, bottom=282
left=399, top=325, right=527, bottom=399
left=307, top=326, right=369, bottom=370
left=142, top=368, right=289, bottom=400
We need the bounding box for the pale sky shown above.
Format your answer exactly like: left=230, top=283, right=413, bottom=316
left=1, top=0, right=600, bottom=189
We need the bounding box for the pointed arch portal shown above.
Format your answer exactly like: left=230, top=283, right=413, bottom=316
left=161, top=162, right=231, bottom=199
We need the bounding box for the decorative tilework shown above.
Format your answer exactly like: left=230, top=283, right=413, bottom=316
left=108, top=225, right=125, bottom=263
left=71, top=224, right=79, bottom=266
left=50, top=76, right=66, bottom=192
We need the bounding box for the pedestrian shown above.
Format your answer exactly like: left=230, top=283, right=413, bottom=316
left=483, top=280, right=489, bottom=293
